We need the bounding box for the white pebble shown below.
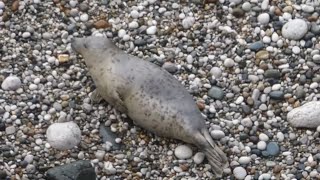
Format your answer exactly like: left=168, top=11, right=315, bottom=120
left=233, top=167, right=247, bottom=180
left=186, top=55, right=193, bottom=64
left=210, top=67, right=222, bottom=79
left=257, top=13, right=270, bottom=24
left=235, top=96, right=244, bottom=104
left=29, top=84, right=38, bottom=91
left=130, top=10, right=139, bottom=18
left=22, top=32, right=31, bottom=38
left=262, top=36, right=271, bottom=44
left=282, top=19, right=308, bottom=40
left=46, top=121, right=81, bottom=150
left=158, top=7, right=166, bottom=13
left=1, top=76, right=22, bottom=91
left=259, top=173, right=271, bottom=180
left=242, top=2, right=251, bottom=11
left=301, top=4, right=314, bottom=13
left=310, top=82, right=318, bottom=89
left=292, top=46, right=300, bottom=54
left=128, top=21, right=139, bottom=29
left=118, top=29, right=126, bottom=38
left=174, top=145, right=193, bottom=159
left=210, top=130, right=225, bottom=139
left=271, top=84, right=281, bottom=91
left=276, top=132, right=284, bottom=142
left=259, top=133, right=269, bottom=141
left=271, top=33, right=279, bottom=42
left=287, top=101, right=320, bottom=128
left=35, top=139, right=43, bottom=145
left=182, top=16, right=195, bottom=29
left=146, top=26, right=157, bottom=35
left=80, top=13, right=89, bottom=22
left=122, top=34, right=130, bottom=41
left=238, top=156, right=251, bottom=165
left=0, top=1, right=5, bottom=9
left=95, top=150, right=106, bottom=161
left=261, top=0, right=269, bottom=10
left=257, top=141, right=267, bottom=150
left=224, top=58, right=235, bottom=67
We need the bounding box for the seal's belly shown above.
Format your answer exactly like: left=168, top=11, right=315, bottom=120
left=124, top=91, right=200, bottom=143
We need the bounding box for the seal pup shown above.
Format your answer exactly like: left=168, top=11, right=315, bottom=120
left=71, top=36, right=228, bottom=177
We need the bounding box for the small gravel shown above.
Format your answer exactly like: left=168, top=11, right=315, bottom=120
left=1, top=0, right=320, bottom=179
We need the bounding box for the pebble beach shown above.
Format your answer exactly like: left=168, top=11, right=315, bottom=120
left=1, top=0, right=320, bottom=179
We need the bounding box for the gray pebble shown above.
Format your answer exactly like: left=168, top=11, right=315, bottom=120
left=5, top=126, right=16, bottom=135
left=162, top=62, right=178, bottom=74
left=208, top=86, right=224, bottom=100
left=266, top=142, right=280, bottom=156
left=249, top=41, right=265, bottom=51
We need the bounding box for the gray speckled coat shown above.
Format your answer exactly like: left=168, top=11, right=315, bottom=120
left=71, top=36, right=228, bottom=177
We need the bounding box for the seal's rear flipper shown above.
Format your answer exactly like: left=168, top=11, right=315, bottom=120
left=194, top=129, right=228, bottom=178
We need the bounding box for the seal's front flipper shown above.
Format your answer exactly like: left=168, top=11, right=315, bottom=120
left=90, top=89, right=104, bottom=104
left=113, top=91, right=128, bottom=114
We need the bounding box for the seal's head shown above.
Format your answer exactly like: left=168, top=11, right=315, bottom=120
left=71, top=36, right=114, bottom=55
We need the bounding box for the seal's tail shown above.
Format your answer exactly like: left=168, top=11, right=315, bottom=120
left=194, top=129, right=228, bottom=177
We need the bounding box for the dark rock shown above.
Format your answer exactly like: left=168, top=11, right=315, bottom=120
left=284, top=48, right=292, bottom=55
left=0, top=122, right=5, bottom=131
left=0, top=170, right=7, bottom=179
left=46, top=160, right=96, bottom=180
left=311, top=23, right=320, bottom=35
left=299, top=75, right=307, bottom=84
left=99, top=125, right=121, bottom=150
left=251, top=149, right=261, bottom=156
left=295, top=172, right=303, bottom=179
left=134, top=39, right=147, bottom=46
left=79, top=3, right=89, bottom=12
left=249, top=136, right=259, bottom=143
left=239, top=133, right=249, bottom=140
left=304, top=40, right=313, bottom=48
left=269, top=91, right=284, bottom=100
left=248, top=41, right=265, bottom=52
left=0, top=107, right=4, bottom=114
left=232, top=8, right=245, bottom=17
left=241, top=104, right=251, bottom=114
left=303, top=32, right=315, bottom=40
left=262, top=150, right=270, bottom=157
left=264, top=69, right=280, bottom=79
left=306, top=69, right=314, bottom=79
left=297, top=163, right=305, bottom=170
left=272, top=21, right=283, bottom=31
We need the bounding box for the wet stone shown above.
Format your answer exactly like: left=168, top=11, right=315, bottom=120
left=99, top=125, right=121, bottom=150
left=46, top=160, right=96, bottom=180
left=264, top=69, right=280, bottom=79
left=208, top=86, right=224, bottom=100
left=249, top=41, right=265, bottom=51
left=269, top=91, right=284, bottom=100
left=266, top=142, right=280, bottom=156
